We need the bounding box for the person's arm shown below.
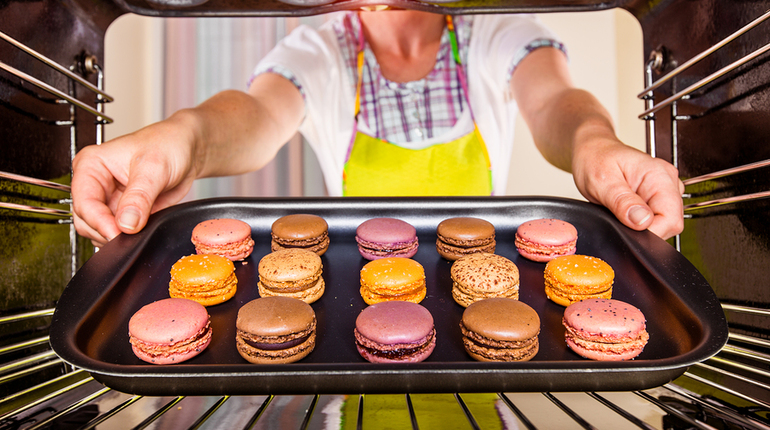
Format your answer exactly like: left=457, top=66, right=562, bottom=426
left=72, top=73, right=304, bottom=246
left=511, top=47, right=684, bottom=239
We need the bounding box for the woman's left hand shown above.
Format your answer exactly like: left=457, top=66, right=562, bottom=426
left=571, top=138, right=685, bottom=240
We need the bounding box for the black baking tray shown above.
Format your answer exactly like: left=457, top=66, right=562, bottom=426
left=50, top=196, right=728, bottom=395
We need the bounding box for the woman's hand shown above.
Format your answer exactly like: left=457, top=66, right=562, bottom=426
left=571, top=137, right=684, bottom=240
left=512, top=47, right=684, bottom=240
left=72, top=113, right=199, bottom=247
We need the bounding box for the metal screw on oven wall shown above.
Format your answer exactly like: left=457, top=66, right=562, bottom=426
left=83, top=54, right=99, bottom=76
left=649, top=49, right=665, bottom=73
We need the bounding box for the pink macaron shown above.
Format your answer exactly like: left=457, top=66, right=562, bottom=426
left=515, top=218, right=577, bottom=262
left=354, top=301, right=436, bottom=363
left=128, top=298, right=212, bottom=365
left=192, top=218, right=254, bottom=261
left=355, top=218, right=419, bottom=260
left=562, top=298, right=649, bottom=361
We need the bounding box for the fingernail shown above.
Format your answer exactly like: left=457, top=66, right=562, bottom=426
left=628, top=205, right=651, bottom=226
left=118, top=208, right=141, bottom=231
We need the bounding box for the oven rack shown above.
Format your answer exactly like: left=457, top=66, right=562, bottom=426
left=0, top=30, right=111, bottom=276
left=638, top=8, right=770, bottom=248
left=2, top=310, right=769, bottom=429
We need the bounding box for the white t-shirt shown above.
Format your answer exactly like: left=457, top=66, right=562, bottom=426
left=254, top=14, right=562, bottom=196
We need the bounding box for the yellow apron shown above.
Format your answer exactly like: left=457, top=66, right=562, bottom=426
left=342, top=15, right=492, bottom=197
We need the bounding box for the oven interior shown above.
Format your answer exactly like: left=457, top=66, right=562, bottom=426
left=2, top=0, right=769, bottom=428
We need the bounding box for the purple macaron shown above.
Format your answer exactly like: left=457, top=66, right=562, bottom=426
left=354, top=301, right=436, bottom=363
left=355, top=218, right=419, bottom=260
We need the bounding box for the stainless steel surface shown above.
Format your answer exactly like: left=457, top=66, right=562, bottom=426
left=0, top=30, right=113, bottom=102
left=638, top=41, right=770, bottom=119
left=0, top=61, right=113, bottom=123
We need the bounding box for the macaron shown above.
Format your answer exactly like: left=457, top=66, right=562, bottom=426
left=235, top=296, right=316, bottom=364
left=354, top=301, right=436, bottom=363
left=360, top=257, right=426, bottom=305
left=544, top=255, right=614, bottom=307
left=128, top=298, right=212, bottom=365
left=355, top=217, right=418, bottom=260
left=191, top=218, right=254, bottom=261
left=515, top=218, right=577, bottom=262
left=460, top=298, right=540, bottom=362
left=169, top=254, right=237, bottom=306
left=257, top=248, right=325, bottom=304
left=436, top=217, right=496, bottom=261
left=450, top=253, right=520, bottom=307
left=271, top=214, right=330, bottom=256
left=562, top=298, right=649, bottom=361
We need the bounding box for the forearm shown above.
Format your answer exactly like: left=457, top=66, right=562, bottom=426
left=525, top=87, right=619, bottom=174
left=178, top=74, right=304, bottom=179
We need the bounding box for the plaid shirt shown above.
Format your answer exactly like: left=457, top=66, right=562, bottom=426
left=258, top=13, right=564, bottom=145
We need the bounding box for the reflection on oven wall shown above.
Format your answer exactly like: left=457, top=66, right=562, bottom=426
left=103, top=9, right=645, bottom=202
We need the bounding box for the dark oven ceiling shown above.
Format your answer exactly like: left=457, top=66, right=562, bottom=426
left=108, top=0, right=636, bottom=18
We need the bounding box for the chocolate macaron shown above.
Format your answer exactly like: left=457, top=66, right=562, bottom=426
left=360, top=257, right=426, bottom=305
left=169, top=254, right=237, bottom=306
left=544, top=255, right=614, bottom=306
left=355, top=301, right=436, bottom=363
left=562, top=298, right=649, bottom=361
left=258, top=248, right=325, bottom=304
left=515, top=218, right=577, bottom=262
left=460, top=298, right=540, bottom=362
left=191, top=218, right=254, bottom=261
left=450, top=253, right=520, bottom=307
left=436, top=217, right=496, bottom=260
left=271, top=214, right=330, bottom=256
left=355, top=217, right=418, bottom=260
left=128, top=298, right=212, bottom=365
left=236, top=296, right=316, bottom=364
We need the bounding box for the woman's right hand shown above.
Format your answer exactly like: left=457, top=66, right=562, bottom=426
left=72, top=112, right=199, bottom=247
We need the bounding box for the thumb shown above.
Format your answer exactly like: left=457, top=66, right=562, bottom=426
left=599, top=186, right=654, bottom=233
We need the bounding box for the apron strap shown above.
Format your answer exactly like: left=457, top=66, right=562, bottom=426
left=446, top=15, right=476, bottom=123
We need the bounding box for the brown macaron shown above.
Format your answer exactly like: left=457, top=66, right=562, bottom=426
left=460, top=298, right=540, bottom=362
left=271, top=214, right=330, bottom=256
left=436, top=217, right=496, bottom=260
left=258, top=248, right=325, bottom=304
left=450, top=253, right=520, bottom=307
left=544, top=255, right=614, bottom=306
left=235, top=296, right=316, bottom=364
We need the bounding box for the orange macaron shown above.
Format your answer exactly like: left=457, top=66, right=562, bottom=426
left=360, top=257, right=426, bottom=305
left=543, top=255, right=614, bottom=306
left=169, top=254, right=237, bottom=306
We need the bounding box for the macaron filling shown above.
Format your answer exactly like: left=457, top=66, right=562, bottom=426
left=514, top=236, right=576, bottom=260
left=240, top=332, right=312, bottom=351
left=355, top=328, right=436, bottom=361
left=131, top=321, right=212, bottom=361
left=460, top=322, right=538, bottom=361
left=355, top=237, right=419, bottom=258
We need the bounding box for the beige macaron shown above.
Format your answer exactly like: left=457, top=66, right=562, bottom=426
left=257, top=248, right=325, bottom=304
left=450, top=253, right=519, bottom=307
